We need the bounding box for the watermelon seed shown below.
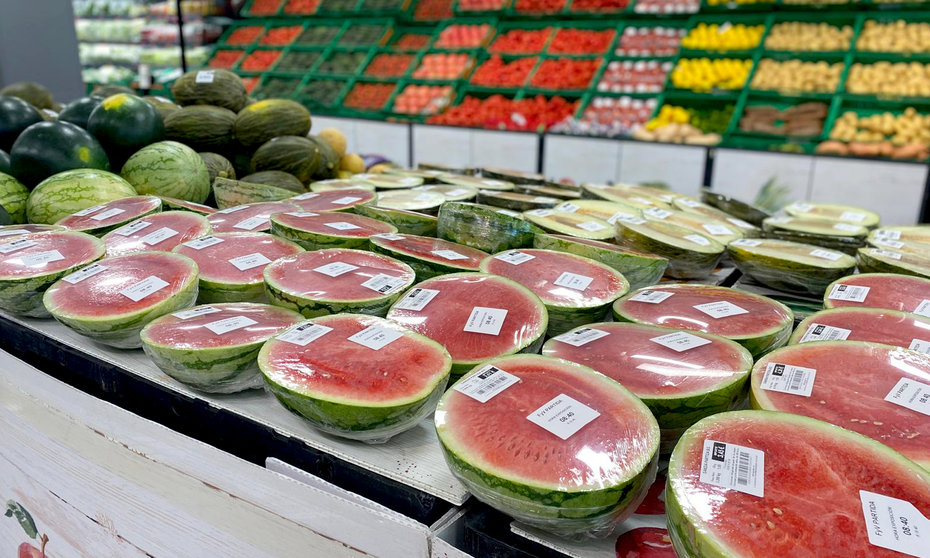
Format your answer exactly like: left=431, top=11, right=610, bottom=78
left=907, top=433, right=920, bottom=439
left=873, top=421, right=883, bottom=426
left=772, top=508, right=783, bottom=515
left=766, top=521, right=776, bottom=530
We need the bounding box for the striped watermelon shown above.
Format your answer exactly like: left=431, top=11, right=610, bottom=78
left=120, top=141, right=211, bottom=204
left=0, top=172, right=28, bottom=223
left=26, top=169, right=137, bottom=225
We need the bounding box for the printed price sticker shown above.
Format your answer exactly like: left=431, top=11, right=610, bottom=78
left=463, top=306, right=507, bottom=336
left=727, top=217, right=755, bottom=229
left=0, top=239, right=36, bottom=254
left=277, top=322, right=333, bottom=346
left=913, top=300, right=930, bottom=318
left=760, top=362, right=817, bottom=397
left=790, top=203, right=814, bottom=213
left=291, top=193, right=319, bottom=201
left=810, top=249, right=843, bottom=261
left=799, top=323, right=851, bottom=343
left=840, top=211, right=867, bottom=222
left=0, top=229, right=29, bottom=237
left=527, top=394, right=600, bottom=440
left=827, top=283, right=870, bottom=303
left=195, top=70, right=215, bottom=83
left=699, top=440, right=765, bottom=497
left=496, top=209, right=519, bottom=217
left=348, top=324, right=403, bottom=350
left=454, top=365, right=520, bottom=403
left=678, top=198, right=701, bottom=208
left=534, top=196, right=555, bottom=203
left=630, top=197, right=654, bottom=205
left=767, top=216, right=792, bottom=225
left=183, top=236, right=224, bottom=250
left=63, top=264, right=107, bottom=284
left=685, top=234, right=711, bottom=246
left=730, top=239, right=762, bottom=247
left=703, top=224, right=733, bottom=236
left=525, top=209, right=554, bottom=217
left=650, top=331, right=711, bottom=352
left=204, top=316, right=257, bottom=335
left=120, top=275, right=169, bottom=302
left=90, top=207, right=125, bottom=221
left=552, top=271, right=593, bottom=291
left=114, top=221, right=151, bottom=236
left=314, top=261, right=358, bottom=277
left=431, top=249, right=469, bottom=261
left=885, top=377, right=930, bottom=417
left=644, top=208, right=672, bottom=219
left=373, top=233, right=404, bottom=241
left=284, top=212, right=319, bottom=218
left=694, top=301, right=748, bottom=318
left=630, top=289, right=674, bottom=304
left=141, top=227, right=178, bottom=246
left=331, top=196, right=361, bottom=205
left=228, top=252, right=271, bottom=271
left=394, top=288, right=440, bottom=311
left=909, top=339, right=930, bottom=354
left=484, top=180, right=506, bottom=186
left=21, top=250, right=63, bottom=267
left=494, top=250, right=535, bottom=265
left=872, top=249, right=903, bottom=260
left=172, top=306, right=221, bottom=319
left=833, top=223, right=862, bottom=233
left=874, top=229, right=901, bottom=240
left=552, top=327, right=609, bottom=347
left=874, top=239, right=905, bottom=249
left=577, top=221, right=607, bottom=232
left=556, top=203, right=579, bottom=213
left=73, top=204, right=104, bottom=217
left=234, top=216, right=268, bottom=230
left=325, top=221, right=361, bottom=231
left=360, top=274, right=407, bottom=294
left=607, top=212, right=634, bottom=225
left=860, top=491, right=930, bottom=558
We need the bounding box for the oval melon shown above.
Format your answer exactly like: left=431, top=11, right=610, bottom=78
left=0, top=95, right=43, bottom=151
left=165, top=105, right=236, bottom=152
left=200, top=152, right=235, bottom=185
left=1, top=82, right=53, bottom=110
left=234, top=99, right=312, bottom=150
left=171, top=69, right=247, bottom=113
left=58, top=96, right=103, bottom=129
left=251, top=136, right=322, bottom=184
left=240, top=171, right=304, bottom=193
left=120, top=141, right=210, bottom=204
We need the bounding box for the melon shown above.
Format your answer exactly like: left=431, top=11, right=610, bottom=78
left=43, top=251, right=199, bottom=348
left=318, top=128, right=347, bottom=158
left=56, top=195, right=162, bottom=236
left=207, top=201, right=298, bottom=233
left=212, top=177, right=295, bottom=209
left=164, top=105, right=236, bottom=152
left=415, top=184, right=477, bottom=202
left=376, top=190, right=445, bottom=214
left=869, top=226, right=930, bottom=246
left=289, top=189, right=376, bottom=213
left=522, top=210, right=614, bottom=242
left=240, top=171, right=304, bottom=194
left=26, top=169, right=137, bottom=225
left=790, top=307, right=930, bottom=350
left=727, top=238, right=857, bottom=296
left=823, top=273, right=930, bottom=313
left=521, top=184, right=581, bottom=200
left=581, top=183, right=673, bottom=209
left=120, top=141, right=211, bottom=204
left=700, top=189, right=770, bottom=225
left=269, top=210, right=396, bottom=250
left=437, top=202, right=538, bottom=253
left=616, top=219, right=725, bottom=279
left=101, top=210, right=211, bottom=256
left=762, top=215, right=867, bottom=254
left=439, top=174, right=513, bottom=191
left=158, top=196, right=216, bottom=215
left=0, top=231, right=106, bottom=317
left=87, top=93, right=165, bottom=167
left=141, top=302, right=303, bottom=393
left=0, top=224, right=65, bottom=239
left=0, top=172, right=28, bottom=223
left=476, top=190, right=558, bottom=212
left=234, top=99, right=312, bottom=150
left=783, top=201, right=880, bottom=229
left=857, top=246, right=930, bottom=279
left=387, top=273, right=548, bottom=376
left=200, top=152, right=235, bottom=185
left=310, top=179, right=373, bottom=193
left=173, top=231, right=303, bottom=303
left=672, top=198, right=761, bottom=236
left=58, top=96, right=103, bottom=130
left=533, top=234, right=667, bottom=291
left=613, top=284, right=794, bottom=357
left=369, top=233, right=487, bottom=280
left=481, top=166, right=543, bottom=184
left=436, top=354, right=660, bottom=537
left=642, top=207, right=744, bottom=245
left=170, top=69, right=248, bottom=112
left=351, top=173, right=423, bottom=190
left=352, top=204, right=438, bottom=237
left=251, top=136, right=322, bottom=184
left=263, top=248, right=415, bottom=318
left=552, top=199, right=640, bottom=224
left=0, top=95, right=43, bottom=151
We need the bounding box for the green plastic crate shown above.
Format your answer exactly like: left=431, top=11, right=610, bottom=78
left=854, top=11, right=930, bottom=61
left=298, top=75, right=354, bottom=110
left=731, top=93, right=836, bottom=140
left=679, top=13, right=769, bottom=58
left=454, top=0, right=512, bottom=17
left=242, top=0, right=286, bottom=17
left=431, top=18, right=498, bottom=49
left=315, top=47, right=377, bottom=76
left=748, top=51, right=850, bottom=99
left=526, top=54, right=604, bottom=91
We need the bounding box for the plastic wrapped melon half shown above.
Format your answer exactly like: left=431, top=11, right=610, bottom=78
left=263, top=248, right=416, bottom=318
left=823, top=272, right=930, bottom=313
left=288, top=188, right=376, bottom=213
left=868, top=225, right=930, bottom=246
left=350, top=173, right=423, bottom=190
left=57, top=195, right=163, bottom=236
left=414, top=184, right=478, bottom=202
left=351, top=203, right=438, bottom=237
left=158, top=196, right=216, bottom=215
left=101, top=210, right=212, bottom=256
left=476, top=190, right=559, bottom=212
left=0, top=224, right=66, bottom=239
left=616, top=218, right=724, bottom=279
left=543, top=322, right=752, bottom=454
left=259, top=313, right=451, bottom=443
left=791, top=307, right=930, bottom=350
left=762, top=215, right=867, bottom=254
left=868, top=235, right=930, bottom=259
left=387, top=273, right=548, bottom=377
left=520, top=184, right=581, bottom=200
left=0, top=231, right=106, bottom=317
left=206, top=201, right=299, bottom=233
left=857, top=246, right=930, bottom=279
left=310, top=179, right=375, bottom=193
left=613, top=284, right=794, bottom=357
left=672, top=197, right=761, bottom=237
left=581, top=183, right=674, bottom=209
left=727, top=238, right=856, bottom=296
left=783, top=201, right=880, bottom=229
left=666, top=410, right=930, bottom=557
left=700, top=189, right=770, bottom=226
left=439, top=174, right=514, bottom=191
left=481, top=166, right=544, bottom=185
left=522, top=209, right=614, bottom=242
left=479, top=249, right=629, bottom=336
left=140, top=302, right=303, bottom=393
left=533, top=233, right=667, bottom=290
left=642, top=207, right=744, bottom=245
left=384, top=167, right=444, bottom=183
left=375, top=190, right=446, bottom=214
left=553, top=199, right=641, bottom=224
left=437, top=202, right=538, bottom=253
left=369, top=233, right=487, bottom=280
left=173, top=232, right=303, bottom=303
left=43, top=251, right=199, bottom=349
left=269, top=210, right=397, bottom=251
left=435, top=354, right=660, bottom=538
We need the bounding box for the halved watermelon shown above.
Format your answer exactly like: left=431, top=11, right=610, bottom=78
left=351, top=173, right=423, bottom=190
left=790, top=307, right=930, bottom=349
left=369, top=233, right=487, bottom=280
left=476, top=190, right=558, bottom=212
left=522, top=210, right=614, bottom=242
left=823, top=273, right=930, bottom=314
left=158, top=196, right=216, bottom=215
left=206, top=201, right=299, bottom=234
left=613, top=285, right=794, bottom=357
left=56, top=195, right=162, bottom=236
left=263, top=248, right=415, bottom=318
left=415, top=184, right=477, bottom=202
left=289, top=189, right=376, bottom=213
left=0, top=231, right=106, bottom=317
left=0, top=224, right=65, bottom=239
left=351, top=203, right=438, bottom=237
left=750, top=341, right=930, bottom=469
left=259, top=313, right=451, bottom=442
left=140, top=302, right=303, bottom=393
left=616, top=219, right=724, bottom=279
left=436, top=354, right=660, bottom=537
left=543, top=322, right=752, bottom=454
left=533, top=233, right=667, bottom=291
left=387, top=273, right=548, bottom=376
left=642, top=208, right=744, bottom=245
left=269, top=210, right=397, bottom=250
left=43, top=251, right=199, bottom=348
left=376, top=190, right=446, bottom=214
left=783, top=201, right=880, bottom=229
left=480, top=249, right=629, bottom=336
left=102, top=211, right=212, bottom=257
left=857, top=246, right=930, bottom=279
left=727, top=238, right=857, bottom=295
left=437, top=202, right=538, bottom=253
left=173, top=232, right=301, bottom=303
left=667, top=410, right=930, bottom=557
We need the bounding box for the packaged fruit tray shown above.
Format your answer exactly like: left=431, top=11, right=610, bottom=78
left=678, top=13, right=769, bottom=58
left=242, top=0, right=287, bottom=16
left=748, top=51, right=851, bottom=100
left=431, top=19, right=498, bottom=49
left=357, top=0, right=413, bottom=17
left=614, top=20, right=688, bottom=59
left=454, top=0, right=513, bottom=16
left=546, top=21, right=620, bottom=56
left=731, top=93, right=837, bottom=140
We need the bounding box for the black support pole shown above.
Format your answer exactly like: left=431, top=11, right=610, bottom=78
left=175, top=0, right=187, bottom=73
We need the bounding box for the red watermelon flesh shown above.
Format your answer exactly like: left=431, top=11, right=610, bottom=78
left=370, top=233, right=487, bottom=270
left=207, top=201, right=299, bottom=233
left=264, top=249, right=415, bottom=302
left=141, top=303, right=302, bottom=349
left=173, top=232, right=301, bottom=286
left=271, top=211, right=395, bottom=238
left=615, top=527, right=676, bottom=558
left=0, top=224, right=66, bottom=239
left=0, top=231, right=104, bottom=279
left=57, top=195, right=162, bottom=232
left=387, top=273, right=547, bottom=365
left=102, top=211, right=212, bottom=256
left=669, top=411, right=930, bottom=557
left=159, top=196, right=217, bottom=214
left=791, top=307, right=930, bottom=349
left=290, top=189, right=376, bottom=212
left=44, top=251, right=197, bottom=317
left=823, top=273, right=930, bottom=314
left=751, top=341, right=930, bottom=468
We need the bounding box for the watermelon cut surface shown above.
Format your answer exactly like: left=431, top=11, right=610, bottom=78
left=56, top=195, right=162, bottom=236
left=44, top=250, right=199, bottom=348
left=533, top=234, right=667, bottom=291
left=823, top=273, right=930, bottom=314
left=435, top=354, right=660, bottom=537
left=369, top=233, right=487, bottom=280
left=790, top=307, right=930, bottom=349
left=543, top=322, right=752, bottom=453
left=263, top=248, right=415, bottom=318
left=613, top=285, right=794, bottom=357
left=750, top=341, right=930, bottom=469
left=102, top=210, right=212, bottom=256
left=0, top=231, right=106, bottom=317
left=289, top=189, right=376, bottom=212
left=387, top=273, right=547, bottom=376
left=667, top=410, right=930, bottom=557
left=0, top=224, right=66, bottom=240
left=259, top=313, right=451, bottom=442
left=269, top=210, right=396, bottom=251
left=141, top=302, right=303, bottom=393
left=206, top=201, right=299, bottom=233
left=480, top=249, right=629, bottom=336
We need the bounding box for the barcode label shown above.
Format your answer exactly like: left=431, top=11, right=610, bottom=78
left=277, top=322, right=333, bottom=346
left=908, top=339, right=930, bottom=354
left=372, top=233, right=405, bottom=241
left=810, top=249, right=842, bottom=261
left=644, top=208, right=672, bottom=219
left=445, top=189, right=469, bottom=197
left=859, top=491, right=930, bottom=557
left=790, top=203, right=814, bottom=212
left=607, top=211, right=634, bottom=225
left=699, top=440, right=764, bottom=497
left=234, top=216, right=268, bottom=230
left=0, top=229, right=30, bottom=237
left=291, top=192, right=319, bottom=201
left=140, top=227, right=178, bottom=246
left=393, top=287, right=440, bottom=311
left=0, top=239, right=36, bottom=254
left=833, top=223, right=862, bottom=233
left=629, top=289, right=674, bottom=304
left=872, top=249, right=903, bottom=260
left=727, top=217, right=755, bottom=229
left=90, top=207, right=125, bottom=221
left=454, top=365, right=520, bottom=403
left=551, top=327, right=610, bottom=347
left=183, top=236, right=224, bottom=250
left=678, top=198, right=700, bottom=208
left=760, top=362, right=817, bottom=397
left=685, top=234, right=711, bottom=246
left=650, top=331, right=711, bottom=352
left=463, top=306, right=507, bottom=336
left=874, top=229, right=901, bottom=240
left=525, top=209, right=554, bottom=217
left=228, top=252, right=271, bottom=271
left=284, top=212, right=319, bottom=218
left=494, top=250, right=535, bottom=265
left=195, top=70, right=215, bottom=83
left=618, top=217, right=647, bottom=225
left=799, top=323, right=851, bottom=343
left=556, top=202, right=579, bottom=213
left=73, top=204, right=104, bottom=217
left=114, top=220, right=152, bottom=236
left=873, top=239, right=905, bottom=249
left=827, top=284, right=870, bottom=303
left=172, top=306, right=221, bottom=319
left=431, top=249, right=469, bottom=261
left=63, top=263, right=107, bottom=284
left=360, top=274, right=407, bottom=294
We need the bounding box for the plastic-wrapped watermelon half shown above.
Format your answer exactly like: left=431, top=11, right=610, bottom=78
left=700, top=189, right=770, bottom=226
left=437, top=202, right=538, bottom=253
left=533, top=233, right=666, bottom=291
left=666, top=410, right=930, bottom=557
left=438, top=174, right=514, bottom=191
left=414, top=184, right=477, bottom=202
left=351, top=173, right=423, bottom=190
left=264, top=248, right=415, bottom=318
left=476, top=190, right=559, bottom=212
left=158, top=196, right=216, bottom=215
left=762, top=215, right=867, bottom=254
left=642, top=207, right=744, bottom=245
left=375, top=190, right=446, bottom=214
left=552, top=199, right=641, bottom=224
left=140, top=302, right=303, bottom=393
left=581, top=183, right=674, bottom=210
left=387, top=273, right=548, bottom=377
left=613, top=284, right=794, bottom=357
left=543, top=322, right=752, bottom=454
left=288, top=189, right=376, bottom=213
left=351, top=203, right=437, bottom=237
left=436, top=354, right=660, bottom=538
left=750, top=341, right=930, bottom=468
left=521, top=184, right=581, bottom=200
left=823, top=273, right=930, bottom=313
left=259, top=313, right=451, bottom=442
left=0, top=224, right=65, bottom=239
left=791, top=306, right=930, bottom=351
left=616, top=219, right=724, bottom=279
left=44, top=251, right=199, bottom=348
left=56, top=195, right=162, bottom=236
left=857, top=246, right=930, bottom=279
left=269, top=210, right=396, bottom=251
left=481, top=166, right=543, bottom=185
left=727, top=238, right=857, bottom=296
left=310, top=179, right=375, bottom=193
left=480, top=249, right=629, bottom=336
left=522, top=209, right=614, bottom=242
left=0, top=231, right=106, bottom=317
left=206, top=201, right=299, bottom=234
left=672, top=197, right=761, bottom=237
left=369, top=233, right=487, bottom=280
left=101, top=211, right=212, bottom=256
left=783, top=201, right=880, bottom=229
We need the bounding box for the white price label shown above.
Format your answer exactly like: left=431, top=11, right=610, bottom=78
left=874, top=229, right=902, bottom=240
left=183, top=236, right=224, bottom=250
left=463, top=306, right=508, bottom=336
left=431, top=249, right=469, bottom=261
left=607, top=211, right=634, bottom=225
left=141, top=227, right=178, bottom=246
left=525, top=209, right=554, bottom=217
left=694, top=301, right=748, bottom=319
left=63, top=263, right=107, bottom=284
left=234, top=216, right=268, bottom=230
left=760, top=362, right=817, bottom=397
left=195, top=70, right=215, bottom=83
left=799, top=323, right=851, bottom=343
left=552, top=271, right=593, bottom=291
left=373, top=233, right=404, bottom=241
left=810, top=249, right=843, bottom=261
left=644, top=208, right=672, bottom=219
left=767, top=217, right=792, bottom=225
left=115, top=220, right=152, bottom=236
left=730, top=239, right=762, bottom=247
left=325, top=221, right=361, bottom=231
left=556, top=203, right=579, bottom=213
left=204, top=315, right=258, bottom=335
left=314, top=261, right=359, bottom=277
left=874, top=239, right=905, bottom=249
left=277, top=322, right=333, bottom=346
left=348, top=324, right=403, bottom=350
left=630, top=289, right=674, bottom=304
left=873, top=249, right=903, bottom=260
left=72, top=204, right=104, bottom=217
left=577, top=221, right=607, bottom=232
left=120, top=275, right=169, bottom=302
left=484, top=180, right=506, bottom=186
left=172, top=306, right=221, bottom=319
left=291, top=193, right=319, bottom=201
left=840, top=211, right=866, bottom=222
left=394, top=287, right=440, bottom=311
left=885, top=377, right=930, bottom=417
left=727, top=217, right=755, bottom=229
left=790, top=203, right=814, bottom=212
left=860, top=491, right=930, bottom=558
left=496, top=209, right=519, bottom=217
left=228, top=252, right=271, bottom=271
left=650, top=331, right=711, bottom=352
left=331, top=196, right=362, bottom=205
left=284, top=212, right=319, bottom=218
left=678, top=198, right=701, bottom=208
left=455, top=365, right=520, bottom=403
left=494, top=250, right=535, bottom=265
left=0, top=239, right=36, bottom=254
left=685, top=234, right=711, bottom=246
left=914, top=300, right=930, bottom=318
left=21, top=250, right=63, bottom=267
left=360, top=274, right=407, bottom=294
left=827, top=283, right=870, bottom=303
left=0, top=229, right=30, bottom=237
left=699, top=440, right=765, bottom=497
left=552, top=327, right=610, bottom=347
left=833, top=223, right=862, bottom=233
left=618, top=217, right=647, bottom=225
left=90, top=207, right=125, bottom=221
left=527, top=394, right=600, bottom=440
left=909, top=339, right=930, bottom=354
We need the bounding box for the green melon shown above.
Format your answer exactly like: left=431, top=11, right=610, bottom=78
left=58, top=96, right=103, bottom=130
left=144, top=95, right=181, bottom=121
left=240, top=171, right=305, bottom=194
left=306, top=135, right=338, bottom=180
left=728, top=238, right=857, bottom=295
left=616, top=219, right=725, bottom=279
left=0, top=96, right=44, bottom=151
left=87, top=93, right=165, bottom=167
left=26, top=169, right=136, bottom=224
left=213, top=177, right=295, bottom=209
left=251, top=136, right=322, bottom=184
left=234, top=99, right=312, bottom=150
left=164, top=105, right=236, bottom=152
left=200, top=152, right=236, bottom=185
left=170, top=69, right=248, bottom=113
left=0, top=172, right=28, bottom=223
left=1, top=82, right=53, bottom=110
left=120, top=141, right=210, bottom=204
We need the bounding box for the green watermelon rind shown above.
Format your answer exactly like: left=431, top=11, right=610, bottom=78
left=56, top=195, right=163, bottom=237
left=213, top=177, right=295, bottom=210
left=532, top=233, right=667, bottom=291
left=269, top=214, right=397, bottom=251
left=120, top=141, right=211, bottom=205
left=157, top=196, right=216, bottom=215
left=822, top=272, right=930, bottom=309
left=727, top=241, right=857, bottom=296
left=475, top=190, right=558, bottom=212
left=0, top=172, right=29, bottom=224
left=369, top=235, right=483, bottom=280
left=437, top=202, right=538, bottom=253
left=351, top=204, right=438, bottom=237
left=616, top=221, right=724, bottom=279
left=857, top=248, right=930, bottom=279
left=26, top=169, right=138, bottom=225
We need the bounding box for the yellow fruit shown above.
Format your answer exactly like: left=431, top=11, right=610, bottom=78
left=318, top=128, right=348, bottom=157
left=339, top=153, right=365, bottom=174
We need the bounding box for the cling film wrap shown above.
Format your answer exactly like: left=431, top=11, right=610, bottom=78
left=369, top=233, right=488, bottom=281
left=532, top=233, right=668, bottom=291
left=522, top=211, right=615, bottom=243
left=762, top=215, right=867, bottom=255
left=475, top=190, right=560, bottom=212
left=728, top=239, right=857, bottom=296
left=436, top=202, right=539, bottom=253
left=269, top=210, right=398, bottom=251
left=375, top=190, right=446, bottom=214
left=616, top=220, right=724, bottom=280
left=782, top=202, right=880, bottom=230
left=435, top=354, right=661, bottom=539
left=351, top=203, right=438, bottom=237
left=857, top=247, right=930, bottom=280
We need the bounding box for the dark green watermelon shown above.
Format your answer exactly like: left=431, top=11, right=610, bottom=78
left=250, top=136, right=322, bottom=184
left=0, top=203, right=11, bottom=225
left=240, top=171, right=304, bottom=193
left=10, top=121, right=110, bottom=186
left=0, top=82, right=54, bottom=110
left=58, top=96, right=103, bottom=129
left=0, top=150, right=9, bottom=174
left=0, top=96, right=43, bottom=151
left=87, top=93, right=165, bottom=168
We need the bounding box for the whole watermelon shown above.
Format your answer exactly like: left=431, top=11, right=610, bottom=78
left=307, top=135, right=339, bottom=180
left=171, top=69, right=247, bottom=113
left=0, top=96, right=43, bottom=151
left=92, top=85, right=134, bottom=98
left=251, top=136, right=323, bottom=184
left=0, top=172, right=29, bottom=223
left=121, top=141, right=210, bottom=204
left=165, top=105, right=236, bottom=152
left=58, top=96, right=103, bottom=129
left=0, top=150, right=9, bottom=174
left=233, top=99, right=312, bottom=150
left=88, top=93, right=165, bottom=168
left=10, top=121, right=110, bottom=187
left=26, top=169, right=136, bottom=224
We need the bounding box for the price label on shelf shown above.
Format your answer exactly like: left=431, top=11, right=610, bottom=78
left=759, top=362, right=817, bottom=397
left=277, top=322, right=333, bottom=346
